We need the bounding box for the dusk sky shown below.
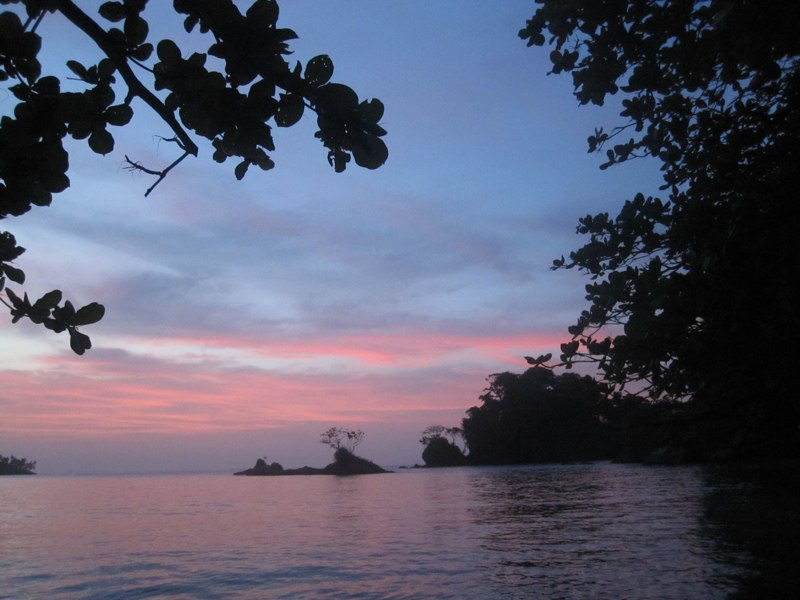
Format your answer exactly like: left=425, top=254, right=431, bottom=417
left=1, top=1, right=662, bottom=474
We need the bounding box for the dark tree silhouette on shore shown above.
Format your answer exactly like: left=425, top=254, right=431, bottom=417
left=1, top=0, right=387, bottom=353
left=0, top=453, right=36, bottom=474
left=462, top=368, right=614, bottom=465
left=521, top=1, right=800, bottom=459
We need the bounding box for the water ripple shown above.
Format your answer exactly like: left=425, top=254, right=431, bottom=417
left=1, top=463, right=796, bottom=597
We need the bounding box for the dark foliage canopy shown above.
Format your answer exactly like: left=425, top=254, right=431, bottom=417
left=0, top=453, right=36, bottom=474
left=1, top=0, right=387, bottom=353
left=421, top=436, right=465, bottom=467
left=521, top=1, right=800, bottom=454
left=419, top=424, right=463, bottom=448
left=320, top=427, right=365, bottom=454
left=462, top=368, right=615, bottom=464
left=419, top=425, right=465, bottom=466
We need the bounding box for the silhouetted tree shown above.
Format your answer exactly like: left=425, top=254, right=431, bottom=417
left=521, top=1, right=800, bottom=458
left=0, top=453, right=36, bottom=474
left=421, top=436, right=465, bottom=467
left=1, top=0, right=387, bottom=353
left=320, top=427, right=364, bottom=454
left=419, top=424, right=465, bottom=466
left=419, top=425, right=446, bottom=446
left=445, top=426, right=464, bottom=450
left=462, top=368, right=614, bottom=464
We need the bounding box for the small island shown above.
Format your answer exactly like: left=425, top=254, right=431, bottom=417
left=0, top=454, right=36, bottom=475
left=235, top=428, right=390, bottom=476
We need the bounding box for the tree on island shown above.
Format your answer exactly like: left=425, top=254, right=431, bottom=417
left=235, top=428, right=387, bottom=475
left=419, top=424, right=465, bottom=466
left=419, top=424, right=445, bottom=446
left=0, top=453, right=36, bottom=474
left=520, top=1, right=800, bottom=458
left=320, top=427, right=365, bottom=455
left=1, top=0, right=387, bottom=354
left=422, top=437, right=465, bottom=468
left=318, top=427, right=388, bottom=474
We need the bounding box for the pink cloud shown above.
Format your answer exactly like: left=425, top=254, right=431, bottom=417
left=0, top=326, right=563, bottom=450
left=0, top=350, right=489, bottom=439
left=138, top=329, right=565, bottom=367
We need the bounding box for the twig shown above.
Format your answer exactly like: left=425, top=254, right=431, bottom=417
left=30, top=10, right=47, bottom=34
left=124, top=152, right=191, bottom=196
left=154, top=135, right=186, bottom=150
left=124, top=155, right=161, bottom=176
left=129, top=57, right=155, bottom=73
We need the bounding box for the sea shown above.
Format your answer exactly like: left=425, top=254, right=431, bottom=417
left=1, top=462, right=797, bottom=598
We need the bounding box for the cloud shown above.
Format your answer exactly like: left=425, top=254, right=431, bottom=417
left=0, top=340, right=499, bottom=440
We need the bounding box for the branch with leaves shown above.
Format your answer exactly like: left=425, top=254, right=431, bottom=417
left=1, top=0, right=388, bottom=353
left=1, top=232, right=103, bottom=354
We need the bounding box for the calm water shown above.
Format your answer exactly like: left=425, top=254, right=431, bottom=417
left=0, top=463, right=797, bottom=598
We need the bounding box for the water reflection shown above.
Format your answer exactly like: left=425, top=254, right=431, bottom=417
left=467, top=463, right=742, bottom=599
left=1, top=464, right=796, bottom=598
left=701, top=463, right=800, bottom=599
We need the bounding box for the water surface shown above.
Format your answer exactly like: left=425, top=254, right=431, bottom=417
left=0, top=463, right=794, bottom=598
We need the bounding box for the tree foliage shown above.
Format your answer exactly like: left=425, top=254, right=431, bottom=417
left=419, top=424, right=465, bottom=466
left=1, top=0, right=387, bottom=353
left=0, top=453, right=36, bottom=474
left=418, top=424, right=445, bottom=446
left=320, top=427, right=364, bottom=453
left=520, top=1, right=800, bottom=454
left=462, top=368, right=615, bottom=464
left=421, top=436, right=465, bottom=467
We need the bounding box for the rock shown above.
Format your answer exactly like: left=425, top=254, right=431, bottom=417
left=234, top=451, right=390, bottom=476
left=422, top=437, right=466, bottom=467
left=234, top=458, right=284, bottom=476
left=285, top=466, right=326, bottom=475
left=323, top=450, right=389, bottom=475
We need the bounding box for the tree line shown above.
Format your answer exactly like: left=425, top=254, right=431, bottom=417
left=421, top=366, right=766, bottom=466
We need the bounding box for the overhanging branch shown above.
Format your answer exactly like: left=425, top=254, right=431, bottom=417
left=55, top=0, right=199, bottom=159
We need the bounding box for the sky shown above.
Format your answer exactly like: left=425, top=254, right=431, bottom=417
left=0, top=1, right=662, bottom=474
